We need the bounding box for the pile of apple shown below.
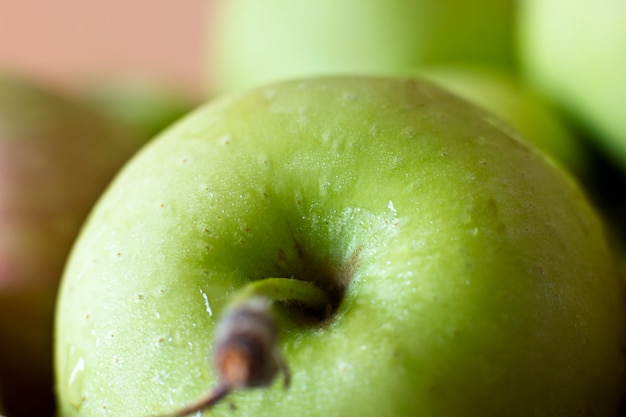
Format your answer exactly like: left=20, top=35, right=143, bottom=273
left=3, top=1, right=626, bottom=417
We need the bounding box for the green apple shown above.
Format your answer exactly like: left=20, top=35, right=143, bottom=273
left=415, top=65, right=588, bottom=178
left=0, top=73, right=145, bottom=417
left=55, top=76, right=625, bottom=417
left=207, top=0, right=516, bottom=94
left=518, top=0, right=626, bottom=170
left=83, top=76, right=201, bottom=142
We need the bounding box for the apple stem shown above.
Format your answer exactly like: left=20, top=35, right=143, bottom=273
left=152, top=383, right=230, bottom=417
left=152, top=278, right=331, bottom=417
left=231, top=277, right=333, bottom=313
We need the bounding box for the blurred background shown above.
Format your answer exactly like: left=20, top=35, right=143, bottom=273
left=0, top=1, right=209, bottom=93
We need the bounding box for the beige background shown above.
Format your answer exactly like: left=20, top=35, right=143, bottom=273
left=0, top=1, right=211, bottom=93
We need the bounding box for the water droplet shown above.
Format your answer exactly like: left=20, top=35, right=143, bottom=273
left=218, top=135, right=231, bottom=146
left=200, top=288, right=213, bottom=317
left=257, top=153, right=270, bottom=168
left=263, top=89, right=277, bottom=101
left=66, top=346, right=86, bottom=410
left=402, top=127, right=416, bottom=138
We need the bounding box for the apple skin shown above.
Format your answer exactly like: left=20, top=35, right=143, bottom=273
left=55, top=77, right=625, bottom=416
left=518, top=0, right=626, bottom=170
left=207, top=0, right=516, bottom=94
left=415, top=65, right=588, bottom=178
left=0, top=73, right=145, bottom=417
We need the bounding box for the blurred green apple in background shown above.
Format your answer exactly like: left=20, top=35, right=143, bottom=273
left=55, top=77, right=625, bottom=417
left=206, top=0, right=516, bottom=94
left=82, top=76, right=201, bottom=143
left=0, top=73, right=145, bottom=417
left=518, top=0, right=626, bottom=171
left=415, top=65, right=588, bottom=178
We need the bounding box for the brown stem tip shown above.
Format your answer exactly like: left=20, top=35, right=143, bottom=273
left=215, top=297, right=290, bottom=389
left=153, top=297, right=289, bottom=417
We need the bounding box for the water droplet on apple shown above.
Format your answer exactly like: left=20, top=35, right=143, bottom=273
left=66, top=346, right=87, bottom=410
left=343, top=91, right=356, bottom=101
left=263, top=89, right=277, bottom=101
left=338, top=360, right=353, bottom=376
left=319, top=180, right=331, bottom=197
left=257, top=152, right=270, bottom=168
left=218, top=135, right=232, bottom=146
left=166, top=327, right=201, bottom=353
left=403, top=127, right=416, bottom=138
left=199, top=288, right=214, bottom=317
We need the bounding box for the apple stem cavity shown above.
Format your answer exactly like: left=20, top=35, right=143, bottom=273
left=153, top=278, right=333, bottom=417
